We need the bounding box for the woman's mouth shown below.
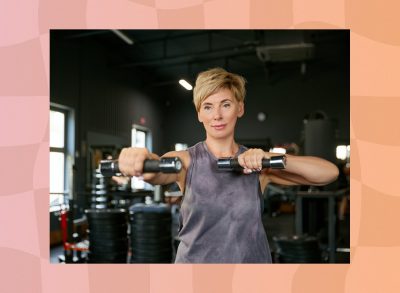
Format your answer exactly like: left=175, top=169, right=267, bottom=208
left=212, top=124, right=226, bottom=130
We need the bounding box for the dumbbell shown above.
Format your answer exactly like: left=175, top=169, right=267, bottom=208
left=217, top=155, right=286, bottom=172
left=99, top=157, right=182, bottom=177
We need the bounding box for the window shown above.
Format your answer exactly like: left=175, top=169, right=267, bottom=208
left=50, top=109, right=66, bottom=206
left=175, top=143, right=188, bottom=151
left=131, top=125, right=152, bottom=190
left=269, top=147, right=287, bottom=154
left=132, top=128, right=146, bottom=148
left=50, top=104, right=74, bottom=208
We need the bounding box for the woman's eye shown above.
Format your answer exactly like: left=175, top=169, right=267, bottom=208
left=203, top=106, right=211, bottom=110
left=223, top=103, right=231, bottom=108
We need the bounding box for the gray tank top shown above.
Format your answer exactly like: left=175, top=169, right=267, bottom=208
left=175, top=141, right=272, bottom=263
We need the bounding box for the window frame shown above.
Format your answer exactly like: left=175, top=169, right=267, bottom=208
left=50, top=103, right=75, bottom=209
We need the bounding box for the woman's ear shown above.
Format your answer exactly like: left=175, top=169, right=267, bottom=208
left=237, top=102, right=245, bottom=118
left=197, top=111, right=203, bottom=122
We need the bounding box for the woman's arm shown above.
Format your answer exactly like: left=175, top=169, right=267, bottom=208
left=238, top=149, right=339, bottom=186
left=117, top=148, right=189, bottom=191
left=266, top=154, right=339, bottom=186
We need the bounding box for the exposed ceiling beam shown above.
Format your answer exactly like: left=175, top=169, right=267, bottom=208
left=132, top=31, right=209, bottom=45
left=64, top=30, right=109, bottom=39
left=120, top=43, right=259, bottom=68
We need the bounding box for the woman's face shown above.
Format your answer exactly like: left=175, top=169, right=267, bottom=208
left=198, top=88, right=244, bottom=139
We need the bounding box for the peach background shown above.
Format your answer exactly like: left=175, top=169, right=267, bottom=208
left=0, top=0, right=399, bottom=292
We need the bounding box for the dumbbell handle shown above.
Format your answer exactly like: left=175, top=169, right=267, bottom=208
left=217, top=155, right=287, bottom=171
left=99, top=157, right=182, bottom=177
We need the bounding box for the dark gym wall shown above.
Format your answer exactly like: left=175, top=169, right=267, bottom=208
left=51, top=35, right=165, bottom=190
left=159, top=66, right=349, bottom=151
left=51, top=31, right=349, bottom=190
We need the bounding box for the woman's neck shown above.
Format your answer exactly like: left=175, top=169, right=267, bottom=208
left=205, top=137, right=239, bottom=158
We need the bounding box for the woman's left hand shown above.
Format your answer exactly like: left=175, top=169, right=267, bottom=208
left=237, top=148, right=267, bottom=174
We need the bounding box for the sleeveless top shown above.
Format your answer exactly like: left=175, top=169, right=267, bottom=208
left=175, top=141, right=272, bottom=263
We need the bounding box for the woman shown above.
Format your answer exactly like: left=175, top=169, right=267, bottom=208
left=118, top=68, right=339, bottom=263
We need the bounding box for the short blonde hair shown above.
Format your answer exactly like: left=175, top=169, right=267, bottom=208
left=193, top=68, right=246, bottom=112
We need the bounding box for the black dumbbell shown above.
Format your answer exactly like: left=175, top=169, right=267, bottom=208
left=217, top=155, right=286, bottom=172
left=99, top=157, right=182, bottom=177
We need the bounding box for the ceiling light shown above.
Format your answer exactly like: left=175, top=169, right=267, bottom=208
left=111, top=30, right=134, bottom=45
left=179, top=79, right=193, bottom=90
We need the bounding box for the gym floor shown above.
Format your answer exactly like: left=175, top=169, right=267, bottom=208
left=50, top=210, right=349, bottom=264
left=262, top=211, right=350, bottom=263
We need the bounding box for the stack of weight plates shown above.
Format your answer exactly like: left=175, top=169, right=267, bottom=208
left=90, top=195, right=111, bottom=209
left=273, top=235, right=323, bottom=263
left=85, top=209, right=128, bottom=263
left=90, top=171, right=113, bottom=209
left=129, top=203, right=172, bottom=263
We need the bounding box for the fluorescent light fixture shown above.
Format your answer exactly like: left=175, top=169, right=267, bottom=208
left=336, top=145, right=350, bottom=160
left=179, top=79, right=193, bottom=90
left=111, top=30, right=134, bottom=45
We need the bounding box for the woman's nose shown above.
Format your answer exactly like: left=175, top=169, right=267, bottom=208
left=213, top=108, right=222, bottom=120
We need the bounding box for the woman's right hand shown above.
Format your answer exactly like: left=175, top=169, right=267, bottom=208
left=117, top=147, right=152, bottom=177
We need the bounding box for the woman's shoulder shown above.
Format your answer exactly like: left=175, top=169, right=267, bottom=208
left=188, top=141, right=204, bottom=151
left=185, top=141, right=206, bottom=160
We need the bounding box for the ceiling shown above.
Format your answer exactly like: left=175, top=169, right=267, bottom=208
left=54, top=29, right=349, bottom=87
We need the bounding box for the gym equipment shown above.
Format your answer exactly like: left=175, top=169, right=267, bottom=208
left=85, top=209, right=128, bottom=263
left=58, top=164, right=89, bottom=263
left=217, top=155, right=286, bottom=171
left=83, top=158, right=180, bottom=263
left=273, top=235, right=323, bottom=263
left=58, top=208, right=88, bottom=263
left=99, top=157, right=182, bottom=177
left=89, top=171, right=113, bottom=209
left=129, top=203, right=173, bottom=263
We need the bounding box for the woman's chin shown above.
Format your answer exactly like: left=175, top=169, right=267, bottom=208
left=208, top=131, right=231, bottom=139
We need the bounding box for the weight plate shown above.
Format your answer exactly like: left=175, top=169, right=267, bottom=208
left=88, top=233, right=128, bottom=241
left=87, top=256, right=127, bottom=263
left=276, top=247, right=320, bottom=255
left=86, top=209, right=127, bottom=220
left=130, top=235, right=171, bottom=244
left=130, top=231, right=171, bottom=239
left=130, top=256, right=172, bottom=264
left=89, top=237, right=128, bottom=247
left=89, top=222, right=128, bottom=231
left=276, top=251, right=321, bottom=257
left=132, top=248, right=172, bottom=257
left=130, top=213, right=171, bottom=221
left=89, top=246, right=128, bottom=255
left=87, top=217, right=126, bottom=224
left=131, top=223, right=170, bottom=230
left=88, top=227, right=128, bottom=235
left=131, top=241, right=172, bottom=250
